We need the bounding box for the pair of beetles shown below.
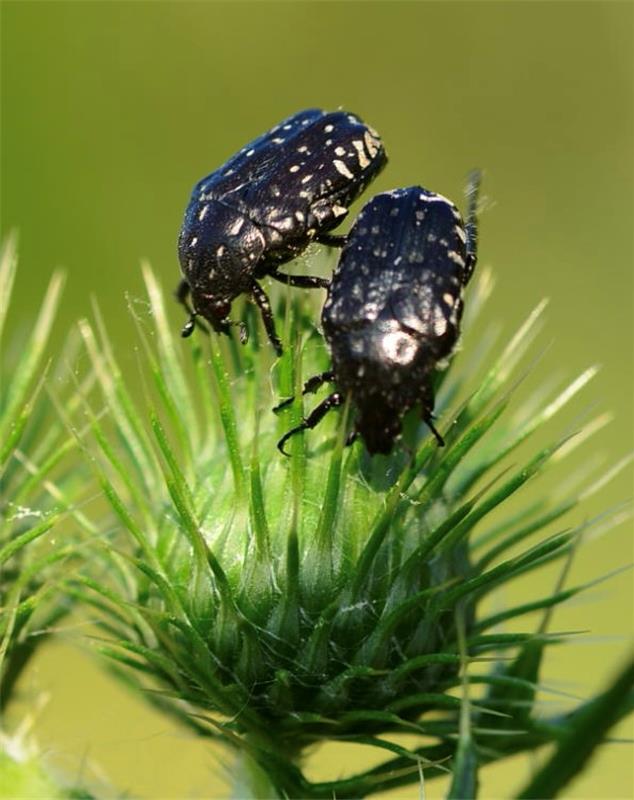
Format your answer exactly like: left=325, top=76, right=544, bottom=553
left=177, top=108, right=481, bottom=456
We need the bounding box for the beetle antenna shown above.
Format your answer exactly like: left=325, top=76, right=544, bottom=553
left=231, top=320, right=249, bottom=344
left=181, top=314, right=196, bottom=338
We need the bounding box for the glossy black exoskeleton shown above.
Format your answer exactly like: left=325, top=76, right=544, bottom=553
left=177, top=108, right=387, bottom=355
left=276, top=172, right=481, bottom=454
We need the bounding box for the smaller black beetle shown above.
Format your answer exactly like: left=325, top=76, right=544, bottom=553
left=177, top=108, right=387, bottom=355
left=276, top=172, right=481, bottom=455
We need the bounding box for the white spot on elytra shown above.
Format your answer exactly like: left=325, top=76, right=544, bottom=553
left=332, top=204, right=347, bottom=217
left=189, top=237, right=198, bottom=247
left=443, top=292, right=455, bottom=306
left=433, top=308, right=448, bottom=337
left=273, top=137, right=285, bottom=144
left=230, top=217, right=244, bottom=235
left=363, top=131, right=379, bottom=158
left=381, top=330, right=417, bottom=365
left=290, top=165, right=300, bottom=173
left=246, top=148, right=255, bottom=156
left=301, top=174, right=313, bottom=184
left=334, top=146, right=346, bottom=156
left=447, top=251, right=465, bottom=266
left=217, top=246, right=225, bottom=257
left=421, top=191, right=455, bottom=208
left=333, top=159, right=354, bottom=179
left=295, top=211, right=305, bottom=222
left=198, top=205, right=209, bottom=221
left=455, top=226, right=466, bottom=243
left=324, top=124, right=334, bottom=132
left=352, top=140, right=370, bottom=168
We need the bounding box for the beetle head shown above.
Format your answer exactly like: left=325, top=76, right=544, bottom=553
left=194, top=295, right=233, bottom=335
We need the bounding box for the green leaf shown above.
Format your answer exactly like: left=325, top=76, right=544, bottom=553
left=516, top=655, right=634, bottom=799
left=447, top=734, right=478, bottom=800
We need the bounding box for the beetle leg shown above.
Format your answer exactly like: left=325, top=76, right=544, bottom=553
left=217, top=318, right=249, bottom=344
left=315, top=233, right=348, bottom=248
left=175, top=279, right=211, bottom=337
left=175, top=278, right=191, bottom=305
left=175, top=279, right=198, bottom=337
left=419, top=383, right=445, bottom=447
left=422, top=411, right=445, bottom=447
left=423, top=414, right=445, bottom=447
left=251, top=280, right=283, bottom=356
left=277, top=392, right=344, bottom=456
left=273, top=370, right=335, bottom=413
left=463, top=169, right=482, bottom=285
left=269, top=270, right=330, bottom=290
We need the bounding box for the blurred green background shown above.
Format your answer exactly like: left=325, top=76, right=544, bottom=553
left=2, top=1, right=632, bottom=798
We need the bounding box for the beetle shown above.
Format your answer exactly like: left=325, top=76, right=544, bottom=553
left=176, top=108, right=387, bottom=355
left=276, top=172, right=481, bottom=455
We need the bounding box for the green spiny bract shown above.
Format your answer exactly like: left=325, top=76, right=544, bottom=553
left=0, top=236, right=90, bottom=706
left=72, top=262, right=631, bottom=799
left=0, top=237, right=95, bottom=799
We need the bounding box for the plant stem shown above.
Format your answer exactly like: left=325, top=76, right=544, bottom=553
left=231, top=749, right=286, bottom=800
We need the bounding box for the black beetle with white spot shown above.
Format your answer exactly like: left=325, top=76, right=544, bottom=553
left=276, top=173, right=481, bottom=455
left=176, top=108, right=387, bottom=354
